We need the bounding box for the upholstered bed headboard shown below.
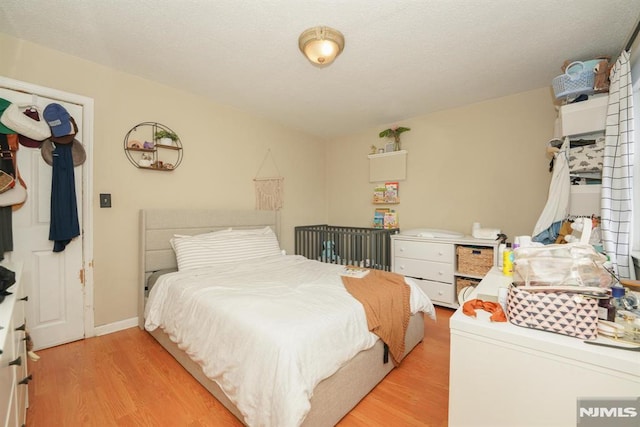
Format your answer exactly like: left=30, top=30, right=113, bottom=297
left=138, top=209, right=278, bottom=327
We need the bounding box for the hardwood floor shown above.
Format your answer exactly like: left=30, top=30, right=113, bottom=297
left=26, top=306, right=454, bottom=427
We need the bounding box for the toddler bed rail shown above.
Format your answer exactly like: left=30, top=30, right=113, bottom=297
left=294, top=225, right=399, bottom=271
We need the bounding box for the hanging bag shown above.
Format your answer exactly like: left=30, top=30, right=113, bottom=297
left=0, top=176, right=27, bottom=207
left=0, top=134, right=27, bottom=208
left=0, top=170, right=15, bottom=193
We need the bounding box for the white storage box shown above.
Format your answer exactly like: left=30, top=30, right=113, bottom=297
left=569, top=184, right=601, bottom=217
left=559, top=96, right=607, bottom=136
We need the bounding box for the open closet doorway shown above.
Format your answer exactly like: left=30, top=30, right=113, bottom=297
left=0, top=76, right=94, bottom=350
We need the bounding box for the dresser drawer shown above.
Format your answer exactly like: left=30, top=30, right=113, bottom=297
left=412, top=278, right=456, bottom=305
left=394, top=257, right=453, bottom=283
left=0, top=327, right=15, bottom=426
left=393, top=240, right=453, bottom=263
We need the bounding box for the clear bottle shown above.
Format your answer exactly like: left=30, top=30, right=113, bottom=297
left=611, top=284, right=638, bottom=337
left=611, top=284, right=626, bottom=313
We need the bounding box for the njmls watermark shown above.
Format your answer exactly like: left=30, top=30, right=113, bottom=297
left=577, top=397, right=639, bottom=427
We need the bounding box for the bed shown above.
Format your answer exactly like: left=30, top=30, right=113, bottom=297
left=138, top=209, right=435, bottom=427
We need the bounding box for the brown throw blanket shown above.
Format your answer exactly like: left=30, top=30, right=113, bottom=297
left=342, top=269, right=411, bottom=365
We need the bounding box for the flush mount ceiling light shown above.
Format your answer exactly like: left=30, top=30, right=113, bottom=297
left=298, top=26, right=345, bottom=67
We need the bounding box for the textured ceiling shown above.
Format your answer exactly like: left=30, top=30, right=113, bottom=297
left=1, top=0, right=639, bottom=139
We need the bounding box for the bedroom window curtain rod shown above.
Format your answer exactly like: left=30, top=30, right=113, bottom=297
left=625, top=19, right=640, bottom=51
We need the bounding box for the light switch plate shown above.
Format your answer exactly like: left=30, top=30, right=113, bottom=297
left=99, top=193, right=111, bottom=208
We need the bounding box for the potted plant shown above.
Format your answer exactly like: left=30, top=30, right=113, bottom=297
left=379, top=126, right=410, bottom=151
left=154, top=129, right=179, bottom=146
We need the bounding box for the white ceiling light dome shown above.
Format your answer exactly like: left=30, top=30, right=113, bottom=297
left=298, top=26, right=345, bottom=67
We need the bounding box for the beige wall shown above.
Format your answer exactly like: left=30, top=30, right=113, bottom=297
left=325, top=87, right=558, bottom=240
left=1, top=34, right=328, bottom=326
left=1, top=33, right=559, bottom=329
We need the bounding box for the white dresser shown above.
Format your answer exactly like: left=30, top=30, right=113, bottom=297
left=449, top=268, right=640, bottom=427
left=0, top=262, right=29, bottom=427
left=391, top=234, right=498, bottom=308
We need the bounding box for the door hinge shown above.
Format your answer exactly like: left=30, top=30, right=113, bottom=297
left=79, top=268, right=85, bottom=286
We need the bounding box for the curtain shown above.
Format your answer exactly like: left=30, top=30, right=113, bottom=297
left=601, top=50, right=635, bottom=278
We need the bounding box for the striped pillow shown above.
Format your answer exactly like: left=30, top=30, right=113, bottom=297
left=171, top=227, right=281, bottom=271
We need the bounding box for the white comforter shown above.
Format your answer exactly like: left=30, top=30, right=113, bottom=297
left=145, top=254, right=435, bottom=427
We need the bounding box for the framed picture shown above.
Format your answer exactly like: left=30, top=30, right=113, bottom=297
left=384, top=142, right=395, bottom=153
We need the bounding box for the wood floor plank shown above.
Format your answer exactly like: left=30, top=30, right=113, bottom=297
left=26, top=307, right=453, bottom=426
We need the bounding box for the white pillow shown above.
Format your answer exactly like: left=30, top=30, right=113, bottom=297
left=171, top=227, right=281, bottom=271
left=169, top=228, right=232, bottom=251
left=227, top=226, right=275, bottom=235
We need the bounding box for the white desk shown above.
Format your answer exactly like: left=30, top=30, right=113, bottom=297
left=448, top=268, right=640, bottom=427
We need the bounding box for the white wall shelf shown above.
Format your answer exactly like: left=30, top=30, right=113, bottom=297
left=368, top=150, right=407, bottom=182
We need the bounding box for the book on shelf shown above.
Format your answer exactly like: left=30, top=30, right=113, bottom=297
left=373, top=208, right=390, bottom=228
left=384, top=210, right=398, bottom=229
left=384, top=182, right=399, bottom=203
left=373, top=185, right=387, bottom=203
left=340, top=265, right=370, bottom=278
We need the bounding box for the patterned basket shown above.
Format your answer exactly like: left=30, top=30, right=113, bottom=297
left=552, top=61, right=595, bottom=100
left=507, top=286, right=598, bottom=340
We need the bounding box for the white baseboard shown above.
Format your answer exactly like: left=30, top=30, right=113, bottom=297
left=94, top=317, right=139, bottom=336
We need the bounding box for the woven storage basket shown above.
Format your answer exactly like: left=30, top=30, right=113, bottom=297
left=456, top=276, right=480, bottom=295
left=457, top=246, right=494, bottom=276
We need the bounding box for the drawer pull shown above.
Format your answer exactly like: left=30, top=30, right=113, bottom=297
left=19, top=296, right=28, bottom=302
left=18, top=374, right=32, bottom=385
left=15, top=323, right=26, bottom=332
left=9, top=356, right=21, bottom=367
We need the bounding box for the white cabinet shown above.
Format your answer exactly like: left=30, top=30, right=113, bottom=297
left=0, top=262, right=28, bottom=427
left=449, top=268, right=640, bottom=427
left=391, top=235, right=498, bottom=308
left=559, top=95, right=607, bottom=137
left=560, top=96, right=606, bottom=216
left=570, top=184, right=601, bottom=217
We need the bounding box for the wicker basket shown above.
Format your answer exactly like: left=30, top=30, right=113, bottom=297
left=456, top=277, right=480, bottom=295
left=457, top=246, right=494, bottom=276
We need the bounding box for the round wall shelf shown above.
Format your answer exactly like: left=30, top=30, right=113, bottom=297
left=124, top=122, right=183, bottom=171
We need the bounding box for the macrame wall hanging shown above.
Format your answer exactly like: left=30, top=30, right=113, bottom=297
left=254, top=149, right=284, bottom=211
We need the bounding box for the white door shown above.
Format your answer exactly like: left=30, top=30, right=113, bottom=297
left=0, top=87, right=86, bottom=350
